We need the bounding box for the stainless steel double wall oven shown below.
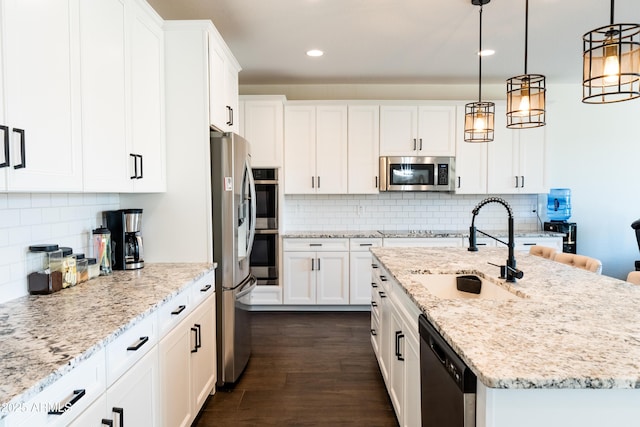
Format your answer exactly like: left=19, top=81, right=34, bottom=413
left=250, top=168, right=279, bottom=288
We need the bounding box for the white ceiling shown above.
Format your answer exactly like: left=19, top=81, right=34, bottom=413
left=146, top=0, right=640, bottom=86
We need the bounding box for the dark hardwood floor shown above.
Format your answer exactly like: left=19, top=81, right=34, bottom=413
left=194, top=311, right=399, bottom=427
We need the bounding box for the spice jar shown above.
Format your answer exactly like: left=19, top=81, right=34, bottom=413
left=76, top=254, right=89, bottom=284
left=87, top=258, right=100, bottom=280
left=61, top=247, right=77, bottom=288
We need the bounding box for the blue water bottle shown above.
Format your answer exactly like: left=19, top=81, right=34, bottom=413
left=547, top=188, right=571, bottom=221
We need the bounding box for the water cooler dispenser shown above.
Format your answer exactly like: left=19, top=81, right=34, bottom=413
left=543, top=188, right=577, bottom=254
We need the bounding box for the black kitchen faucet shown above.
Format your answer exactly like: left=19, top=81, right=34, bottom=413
left=468, top=197, right=524, bottom=283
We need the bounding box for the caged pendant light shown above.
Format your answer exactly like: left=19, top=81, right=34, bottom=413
left=506, top=0, right=546, bottom=129
left=582, top=0, right=640, bottom=103
left=464, top=0, right=495, bottom=143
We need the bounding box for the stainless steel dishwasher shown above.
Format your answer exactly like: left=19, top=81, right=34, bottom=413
left=419, top=315, right=476, bottom=427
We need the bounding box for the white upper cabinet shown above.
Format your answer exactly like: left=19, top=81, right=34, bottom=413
left=455, top=105, right=488, bottom=194
left=128, top=0, right=165, bottom=192
left=0, top=0, right=83, bottom=192
left=488, top=105, right=547, bottom=194
left=240, top=95, right=285, bottom=168
left=80, top=0, right=129, bottom=192
left=348, top=105, right=380, bottom=194
left=209, top=28, right=241, bottom=133
left=380, top=104, right=456, bottom=157
left=283, top=104, right=348, bottom=194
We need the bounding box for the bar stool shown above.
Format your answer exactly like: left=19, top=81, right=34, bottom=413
left=626, top=271, right=640, bottom=285
left=529, top=245, right=557, bottom=260
left=553, top=252, right=603, bottom=274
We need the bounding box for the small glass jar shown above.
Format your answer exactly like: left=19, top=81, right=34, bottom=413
left=61, top=247, right=76, bottom=288
left=76, top=258, right=89, bottom=284
left=87, top=258, right=100, bottom=280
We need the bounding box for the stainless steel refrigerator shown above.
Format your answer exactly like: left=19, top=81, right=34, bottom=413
left=210, top=131, right=257, bottom=386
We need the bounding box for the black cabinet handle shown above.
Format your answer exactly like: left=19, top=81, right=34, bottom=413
left=360, top=243, right=373, bottom=247
left=371, top=301, right=378, bottom=307
left=457, top=176, right=461, bottom=188
left=413, top=138, right=416, bottom=150
left=138, top=154, right=143, bottom=179
left=171, top=305, right=186, bottom=315
left=395, top=331, right=405, bottom=361
left=309, top=243, right=322, bottom=247
left=194, top=323, right=202, bottom=350
left=112, top=407, right=124, bottom=427
left=13, top=128, right=25, bottom=169
left=371, top=282, right=378, bottom=288
left=48, top=389, right=86, bottom=415
left=126, top=336, right=149, bottom=351
left=191, top=326, right=198, bottom=353
left=311, top=176, right=314, bottom=188
left=514, top=176, right=519, bottom=188
left=230, top=107, right=234, bottom=126
left=0, top=125, right=9, bottom=168
left=317, top=176, right=320, bottom=188
left=370, top=328, right=377, bottom=336
left=375, top=176, right=378, bottom=188
left=521, top=175, right=525, bottom=188
left=378, top=291, right=386, bottom=298
left=380, top=275, right=387, bottom=282
left=101, top=420, right=113, bottom=427
left=130, top=154, right=137, bottom=179
left=226, top=106, right=233, bottom=126
left=311, top=258, right=314, bottom=271
left=200, top=284, right=212, bottom=292
left=372, top=263, right=378, bottom=268
left=317, top=258, right=320, bottom=270
left=419, top=138, right=423, bottom=150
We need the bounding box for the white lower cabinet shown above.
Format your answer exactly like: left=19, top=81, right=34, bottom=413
left=372, top=260, right=421, bottom=427
left=282, top=238, right=350, bottom=305
left=514, top=236, right=563, bottom=252
left=159, top=291, right=216, bottom=427
left=350, top=238, right=383, bottom=305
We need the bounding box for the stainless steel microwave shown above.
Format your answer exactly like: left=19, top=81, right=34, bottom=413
left=379, top=156, right=455, bottom=192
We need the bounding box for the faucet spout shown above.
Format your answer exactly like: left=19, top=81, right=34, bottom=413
left=468, top=197, right=523, bottom=283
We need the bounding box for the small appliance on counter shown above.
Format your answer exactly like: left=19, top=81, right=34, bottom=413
left=544, top=221, right=577, bottom=254
left=544, top=188, right=576, bottom=254
left=105, top=209, right=144, bottom=270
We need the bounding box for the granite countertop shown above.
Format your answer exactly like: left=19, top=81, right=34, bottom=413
left=0, top=263, right=214, bottom=411
left=371, top=247, right=640, bottom=390
left=282, top=229, right=562, bottom=239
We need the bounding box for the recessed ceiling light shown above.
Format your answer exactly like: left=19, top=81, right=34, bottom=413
left=306, top=49, right=324, bottom=57
left=478, top=49, right=495, bottom=57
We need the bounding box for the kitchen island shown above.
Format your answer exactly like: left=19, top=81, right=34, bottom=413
left=0, top=263, right=214, bottom=425
left=371, top=246, right=640, bottom=426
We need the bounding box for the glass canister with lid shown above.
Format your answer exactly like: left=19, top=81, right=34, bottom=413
left=93, top=226, right=113, bottom=276
left=61, top=247, right=77, bottom=288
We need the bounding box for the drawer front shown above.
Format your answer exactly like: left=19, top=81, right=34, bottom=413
left=283, top=238, right=349, bottom=252
left=106, top=312, right=157, bottom=387
left=157, top=288, right=192, bottom=336
left=382, top=237, right=463, bottom=247
left=370, top=310, right=380, bottom=357
left=349, top=238, right=383, bottom=251
left=190, top=271, right=215, bottom=308
left=4, top=349, right=106, bottom=427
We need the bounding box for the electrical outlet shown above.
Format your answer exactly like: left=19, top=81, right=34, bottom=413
left=357, top=205, right=365, bottom=216
left=531, top=203, right=537, bottom=215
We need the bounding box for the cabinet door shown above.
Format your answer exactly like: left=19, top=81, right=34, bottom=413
left=283, top=106, right=316, bottom=194
left=159, top=320, right=193, bottom=427
left=106, top=348, right=159, bottom=427
left=68, top=394, right=107, bottom=427
left=130, top=2, right=165, bottom=192
left=190, top=297, right=216, bottom=414
left=2, top=0, right=82, bottom=192
left=403, top=331, right=421, bottom=427
left=316, top=251, right=349, bottom=305
left=487, top=107, right=519, bottom=194
left=348, top=105, right=380, bottom=194
left=224, top=61, right=239, bottom=133
left=388, top=307, right=404, bottom=421
left=283, top=251, right=316, bottom=304
left=380, top=106, right=418, bottom=156
left=417, top=105, right=456, bottom=156
left=242, top=99, right=284, bottom=167
left=208, top=36, right=226, bottom=130
left=455, top=107, right=488, bottom=194
left=316, top=105, right=348, bottom=194
left=377, top=284, right=392, bottom=384
left=517, top=126, right=547, bottom=193
left=350, top=250, right=375, bottom=305
left=80, top=0, right=129, bottom=192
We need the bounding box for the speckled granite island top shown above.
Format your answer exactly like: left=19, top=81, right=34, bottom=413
left=371, top=247, right=640, bottom=390
left=0, top=263, right=214, bottom=410
left=282, top=229, right=562, bottom=238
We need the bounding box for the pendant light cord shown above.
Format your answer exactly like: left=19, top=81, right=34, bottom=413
left=524, top=0, right=528, bottom=75
left=610, top=0, right=615, bottom=26
left=478, top=5, right=483, bottom=102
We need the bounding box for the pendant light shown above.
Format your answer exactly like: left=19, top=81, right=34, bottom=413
left=464, top=0, right=495, bottom=143
left=506, top=0, right=546, bottom=129
left=582, top=0, right=640, bottom=103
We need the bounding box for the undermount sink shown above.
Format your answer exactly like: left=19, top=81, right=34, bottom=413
left=410, top=274, right=522, bottom=301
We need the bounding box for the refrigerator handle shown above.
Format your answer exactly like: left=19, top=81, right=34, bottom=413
left=246, top=161, right=257, bottom=260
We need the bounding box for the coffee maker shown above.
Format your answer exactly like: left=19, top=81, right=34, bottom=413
left=105, top=209, right=144, bottom=270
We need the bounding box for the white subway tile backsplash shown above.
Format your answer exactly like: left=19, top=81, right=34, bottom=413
left=0, top=193, right=120, bottom=304
left=283, top=193, right=540, bottom=233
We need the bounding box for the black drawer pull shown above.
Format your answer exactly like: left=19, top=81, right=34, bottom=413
left=13, top=128, right=25, bottom=169
left=371, top=301, right=378, bottom=307
left=309, top=243, right=322, bottom=247
left=101, top=420, right=113, bottom=426
left=371, top=282, right=378, bottom=288
left=127, top=336, right=149, bottom=351
left=380, top=275, right=387, bottom=282
left=171, top=305, right=186, bottom=315
left=370, top=329, right=377, bottom=336
left=112, top=407, right=124, bottom=426
left=48, top=389, right=86, bottom=415
left=0, top=125, right=9, bottom=168
left=372, top=263, right=378, bottom=268
left=360, top=243, right=373, bottom=247
left=191, top=327, right=199, bottom=353
left=200, top=284, right=212, bottom=292
left=379, top=291, right=386, bottom=298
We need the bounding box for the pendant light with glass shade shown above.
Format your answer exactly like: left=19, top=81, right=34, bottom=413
left=506, top=0, right=546, bottom=129
left=464, top=0, right=495, bottom=143
left=582, top=0, right=640, bottom=103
